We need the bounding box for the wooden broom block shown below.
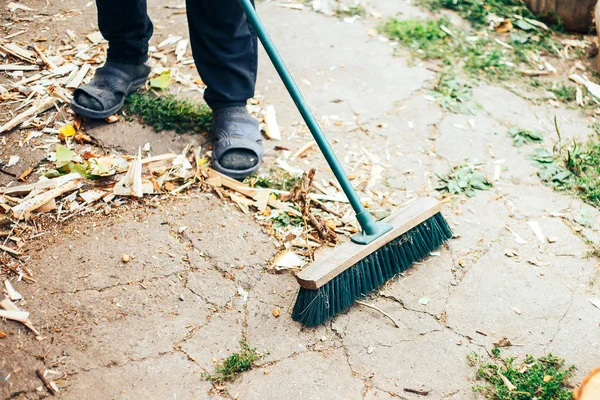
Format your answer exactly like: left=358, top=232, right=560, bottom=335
left=295, top=197, right=442, bottom=290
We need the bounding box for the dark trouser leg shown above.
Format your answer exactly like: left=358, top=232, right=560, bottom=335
left=97, top=0, right=153, bottom=64
left=185, top=0, right=258, bottom=109
left=71, top=0, right=152, bottom=115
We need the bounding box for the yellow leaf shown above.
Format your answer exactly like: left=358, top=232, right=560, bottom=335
left=150, top=70, right=171, bottom=90
left=59, top=124, right=76, bottom=137
left=543, top=375, right=553, bottom=382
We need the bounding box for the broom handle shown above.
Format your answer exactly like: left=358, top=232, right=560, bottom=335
left=237, top=0, right=382, bottom=236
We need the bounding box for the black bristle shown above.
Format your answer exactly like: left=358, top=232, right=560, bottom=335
left=292, top=212, right=452, bottom=327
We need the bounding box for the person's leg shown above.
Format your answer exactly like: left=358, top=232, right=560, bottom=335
left=186, top=0, right=263, bottom=179
left=186, top=0, right=257, bottom=109
left=97, top=0, right=153, bottom=65
left=71, top=0, right=153, bottom=117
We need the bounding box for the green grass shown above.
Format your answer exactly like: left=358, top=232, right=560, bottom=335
left=563, top=140, right=600, bottom=207
left=436, top=164, right=492, bottom=197
left=464, top=43, right=515, bottom=80
left=407, top=0, right=561, bottom=81
left=507, top=127, right=544, bottom=147
left=245, top=170, right=302, bottom=191
left=547, top=84, right=578, bottom=103
left=510, top=31, right=558, bottom=64
left=123, top=91, right=213, bottom=134
left=381, top=18, right=518, bottom=80
left=335, top=5, right=366, bottom=17
left=532, top=120, right=600, bottom=208
left=430, top=74, right=477, bottom=114
left=470, top=349, right=575, bottom=400
left=417, top=0, right=537, bottom=28
left=203, top=341, right=262, bottom=383
left=381, top=18, right=457, bottom=61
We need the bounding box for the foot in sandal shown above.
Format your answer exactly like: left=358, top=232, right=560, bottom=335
left=70, top=60, right=151, bottom=119
left=211, top=106, right=264, bottom=180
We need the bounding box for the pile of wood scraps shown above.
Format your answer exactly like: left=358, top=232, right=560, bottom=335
left=0, top=140, right=362, bottom=269
left=0, top=25, right=108, bottom=135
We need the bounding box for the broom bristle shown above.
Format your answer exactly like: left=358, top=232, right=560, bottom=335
left=292, top=212, right=452, bottom=327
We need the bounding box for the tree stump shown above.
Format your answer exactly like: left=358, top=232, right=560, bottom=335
left=522, top=0, right=596, bottom=33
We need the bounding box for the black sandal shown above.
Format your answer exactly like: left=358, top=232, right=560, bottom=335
left=70, top=62, right=150, bottom=119
left=212, top=112, right=264, bottom=180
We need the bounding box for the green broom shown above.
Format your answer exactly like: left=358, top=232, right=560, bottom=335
left=238, top=0, right=453, bottom=326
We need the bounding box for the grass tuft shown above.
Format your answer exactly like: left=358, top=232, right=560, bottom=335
left=381, top=18, right=456, bottom=60
left=547, top=84, right=578, bottom=103
left=203, top=340, right=262, bottom=383
left=470, top=349, right=576, bottom=400
left=336, top=5, right=366, bottom=17
left=436, top=164, right=492, bottom=197
left=430, top=74, right=477, bottom=114
left=123, top=91, right=213, bottom=134
left=417, top=0, right=537, bottom=28
left=508, top=127, right=544, bottom=147
left=532, top=119, right=600, bottom=208
left=463, top=44, right=515, bottom=80
left=245, top=170, right=302, bottom=191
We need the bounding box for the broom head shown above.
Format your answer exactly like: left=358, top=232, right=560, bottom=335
left=292, top=197, right=452, bottom=326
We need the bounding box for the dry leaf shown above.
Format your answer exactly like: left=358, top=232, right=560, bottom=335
left=493, top=337, right=512, bottom=347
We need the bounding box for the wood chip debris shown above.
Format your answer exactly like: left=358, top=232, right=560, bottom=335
left=7, top=2, right=34, bottom=12
left=36, top=368, right=58, bottom=395
left=0, top=298, right=40, bottom=336
left=527, top=221, right=545, bottom=243
left=4, top=280, right=22, bottom=301
left=492, top=337, right=512, bottom=347
left=404, top=388, right=431, bottom=396
left=499, top=373, right=517, bottom=391
left=263, top=104, right=281, bottom=140
left=272, top=249, right=305, bottom=270
left=0, top=309, right=29, bottom=323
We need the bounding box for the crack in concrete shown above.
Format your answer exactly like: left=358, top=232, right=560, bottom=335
left=377, top=291, right=487, bottom=349
left=378, top=292, right=442, bottom=320
left=48, top=270, right=183, bottom=295
left=544, top=284, right=577, bottom=350
left=330, top=319, right=361, bottom=377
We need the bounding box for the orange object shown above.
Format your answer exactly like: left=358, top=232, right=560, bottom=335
left=574, top=368, right=600, bottom=400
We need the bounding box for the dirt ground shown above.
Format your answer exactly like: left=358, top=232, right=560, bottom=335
left=1, top=0, right=600, bottom=399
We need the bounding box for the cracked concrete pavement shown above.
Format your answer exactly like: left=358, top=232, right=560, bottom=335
left=1, top=0, right=600, bottom=398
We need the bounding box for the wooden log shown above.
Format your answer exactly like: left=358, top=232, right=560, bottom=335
left=0, top=97, right=58, bottom=134
left=522, top=0, right=596, bottom=33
